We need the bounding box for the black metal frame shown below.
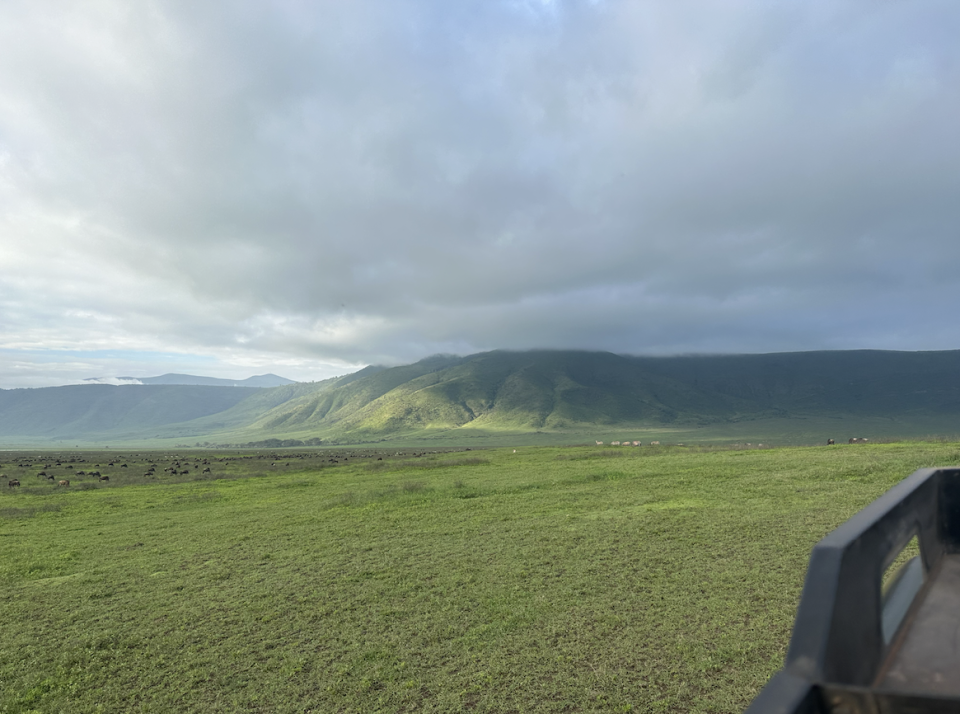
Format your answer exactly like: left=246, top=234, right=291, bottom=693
left=745, top=467, right=960, bottom=713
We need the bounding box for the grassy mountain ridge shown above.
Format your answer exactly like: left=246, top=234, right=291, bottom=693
left=119, top=373, right=295, bottom=388
left=246, top=355, right=466, bottom=433
left=0, top=385, right=258, bottom=438
left=136, top=376, right=355, bottom=439
left=4, top=349, right=960, bottom=445
left=637, top=350, right=960, bottom=415
left=217, top=349, right=960, bottom=442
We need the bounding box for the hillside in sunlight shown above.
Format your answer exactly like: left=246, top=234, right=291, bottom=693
left=5, top=350, right=960, bottom=446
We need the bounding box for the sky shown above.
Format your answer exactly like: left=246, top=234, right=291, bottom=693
left=2, top=0, right=959, bottom=388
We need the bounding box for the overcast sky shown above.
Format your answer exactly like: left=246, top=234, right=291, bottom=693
left=2, top=0, right=959, bottom=388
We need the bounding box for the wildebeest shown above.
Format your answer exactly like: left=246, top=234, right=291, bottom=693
left=8, top=479, right=20, bottom=488
left=827, top=439, right=835, bottom=445
left=99, top=475, right=109, bottom=482
left=202, top=468, right=211, bottom=474
left=58, top=480, right=70, bottom=487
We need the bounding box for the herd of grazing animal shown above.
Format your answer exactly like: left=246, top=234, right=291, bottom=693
left=593, top=437, right=873, bottom=447
left=0, top=448, right=484, bottom=484
left=589, top=436, right=879, bottom=447
left=0, top=448, right=470, bottom=495
left=0, top=455, right=219, bottom=491
left=2, top=439, right=874, bottom=496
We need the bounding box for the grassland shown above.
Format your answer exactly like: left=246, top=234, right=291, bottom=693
left=3, top=441, right=958, bottom=713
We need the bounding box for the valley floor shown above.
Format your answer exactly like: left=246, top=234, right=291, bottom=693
left=3, top=442, right=957, bottom=712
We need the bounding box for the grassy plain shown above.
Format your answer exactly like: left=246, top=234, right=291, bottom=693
left=2, top=441, right=958, bottom=713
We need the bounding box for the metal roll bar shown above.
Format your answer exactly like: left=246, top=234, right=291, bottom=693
left=746, top=467, right=960, bottom=713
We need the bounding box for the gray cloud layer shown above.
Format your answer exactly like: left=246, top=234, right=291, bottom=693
left=2, top=1, right=959, bottom=386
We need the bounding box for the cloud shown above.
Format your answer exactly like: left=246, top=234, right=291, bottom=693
left=2, top=0, right=960, bottom=386
left=83, top=377, right=143, bottom=386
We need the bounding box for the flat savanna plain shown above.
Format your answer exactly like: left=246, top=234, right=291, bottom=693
left=3, top=442, right=956, bottom=713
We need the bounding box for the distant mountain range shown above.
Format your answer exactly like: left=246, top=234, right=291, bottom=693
left=84, top=373, right=295, bottom=388
left=5, top=350, right=960, bottom=445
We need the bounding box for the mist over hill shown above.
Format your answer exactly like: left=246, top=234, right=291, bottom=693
left=4, top=350, right=960, bottom=445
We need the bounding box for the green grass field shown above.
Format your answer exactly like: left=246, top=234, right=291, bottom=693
left=3, top=441, right=958, bottom=713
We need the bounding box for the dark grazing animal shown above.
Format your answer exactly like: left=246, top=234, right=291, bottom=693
left=827, top=439, right=835, bottom=445
left=8, top=479, right=20, bottom=488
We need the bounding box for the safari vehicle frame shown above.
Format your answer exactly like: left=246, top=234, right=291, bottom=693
left=747, top=466, right=960, bottom=713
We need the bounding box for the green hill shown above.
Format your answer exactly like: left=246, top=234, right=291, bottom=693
left=118, top=373, right=295, bottom=388
left=634, top=350, right=960, bottom=419
left=0, top=385, right=259, bottom=439
left=5, top=349, right=960, bottom=445
left=182, top=349, right=960, bottom=443
left=225, top=349, right=960, bottom=441
left=249, top=350, right=720, bottom=437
